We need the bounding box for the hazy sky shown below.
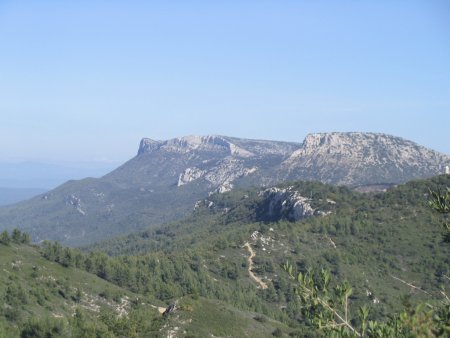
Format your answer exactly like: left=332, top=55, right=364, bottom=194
left=1, top=0, right=449, bottom=164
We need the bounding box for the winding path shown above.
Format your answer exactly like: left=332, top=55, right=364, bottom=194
left=243, top=242, right=268, bottom=289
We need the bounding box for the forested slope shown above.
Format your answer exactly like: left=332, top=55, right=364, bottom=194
left=1, top=176, right=449, bottom=337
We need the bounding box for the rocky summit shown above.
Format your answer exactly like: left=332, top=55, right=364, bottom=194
left=0, top=132, right=448, bottom=246
left=282, top=132, right=449, bottom=186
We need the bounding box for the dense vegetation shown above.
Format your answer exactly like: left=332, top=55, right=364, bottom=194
left=85, top=175, right=450, bottom=334
left=1, top=175, right=449, bottom=336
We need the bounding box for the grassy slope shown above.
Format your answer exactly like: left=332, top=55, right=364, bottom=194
left=162, top=296, right=293, bottom=338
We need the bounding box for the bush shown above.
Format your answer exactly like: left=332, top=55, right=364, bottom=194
left=253, top=315, right=267, bottom=323
left=272, top=327, right=283, bottom=337
left=21, top=317, right=67, bottom=338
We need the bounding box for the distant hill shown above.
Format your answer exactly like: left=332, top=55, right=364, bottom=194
left=0, top=132, right=448, bottom=246
left=0, top=161, right=117, bottom=189
left=0, top=187, right=46, bottom=206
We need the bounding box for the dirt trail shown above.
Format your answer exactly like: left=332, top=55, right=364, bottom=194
left=243, top=242, right=268, bottom=289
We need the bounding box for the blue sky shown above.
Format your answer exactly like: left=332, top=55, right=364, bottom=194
left=0, top=0, right=449, bottom=164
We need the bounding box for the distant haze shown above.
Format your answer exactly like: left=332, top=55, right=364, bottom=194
left=0, top=161, right=119, bottom=189
left=0, top=187, right=47, bottom=206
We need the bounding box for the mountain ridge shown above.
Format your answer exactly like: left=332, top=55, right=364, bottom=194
left=0, top=132, right=448, bottom=246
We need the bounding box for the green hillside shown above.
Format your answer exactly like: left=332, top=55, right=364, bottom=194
left=160, top=296, right=294, bottom=338
left=0, top=238, right=291, bottom=337
left=1, top=176, right=449, bottom=337
left=83, top=176, right=450, bottom=332
left=0, top=240, right=168, bottom=337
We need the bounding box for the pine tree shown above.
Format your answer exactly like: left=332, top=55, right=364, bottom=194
left=0, top=230, right=10, bottom=245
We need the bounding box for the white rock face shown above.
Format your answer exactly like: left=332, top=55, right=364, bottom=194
left=137, top=138, right=161, bottom=154
left=139, top=135, right=255, bottom=157
left=64, top=194, right=86, bottom=215
left=215, top=182, right=233, bottom=194
left=177, top=158, right=258, bottom=192
left=205, top=158, right=255, bottom=185
left=281, top=132, right=450, bottom=186
left=261, top=187, right=315, bottom=221
left=177, top=167, right=206, bottom=186
left=140, top=132, right=449, bottom=192
left=206, top=159, right=258, bottom=193
left=65, top=194, right=81, bottom=207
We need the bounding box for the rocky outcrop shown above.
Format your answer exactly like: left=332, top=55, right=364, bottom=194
left=64, top=194, right=86, bottom=215
left=177, top=158, right=258, bottom=193
left=137, top=138, right=161, bottom=155
left=281, top=132, right=450, bottom=186
left=177, top=167, right=206, bottom=186
left=204, top=159, right=257, bottom=189
left=138, top=135, right=255, bottom=157
left=260, top=187, right=315, bottom=221
left=140, top=133, right=449, bottom=191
